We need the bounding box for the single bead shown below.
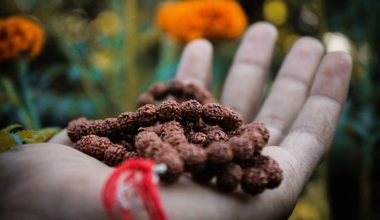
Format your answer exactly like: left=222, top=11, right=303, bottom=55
left=176, top=143, right=208, bottom=172
left=202, top=103, right=224, bottom=125
left=137, top=93, right=155, bottom=107
left=241, top=167, right=268, bottom=195
left=206, top=141, right=233, bottom=164
left=180, top=99, right=202, bottom=122
left=206, top=129, right=229, bottom=144
left=104, top=144, right=127, bottom=166
left=67, top=117, right=94, bottom=142
left=216, top=163, right=243, bottom=192
left=253, top=155, right=283, bottom=189
left=149, top=81, right=168, bottom=99
left=157, top=100, right=181, bottom=122
left=188, top=132, right=208, bottom=146
left=75, top=135, right=112, bottom=160
left=160, top=120, right=184, bottom=138
left=117, top=112, right=137, bottom=133
left=167, top=80, right=184, bottom=96
left=229, top=136, right=254, bottom=161
left=220, top=107, right=243, bottom=130
left=135, top=104, right=158, bottom=127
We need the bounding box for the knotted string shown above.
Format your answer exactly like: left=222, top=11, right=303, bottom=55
left=102, top=159, right=167, bottom=220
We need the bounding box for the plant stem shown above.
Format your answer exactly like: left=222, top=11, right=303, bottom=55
left=124, top=0, right=139, bottom=111
left=16, top=58, right=41, bottom=129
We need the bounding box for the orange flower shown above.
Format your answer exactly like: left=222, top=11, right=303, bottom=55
left=0, top=16, right=44, bottom=61
left=156, top=0, right=247, bottom=42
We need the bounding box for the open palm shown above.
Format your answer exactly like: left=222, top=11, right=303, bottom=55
left=0, top=22, right=352, bottom=220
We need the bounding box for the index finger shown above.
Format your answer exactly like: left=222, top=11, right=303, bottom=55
left=175, top=39, right=213, bottom=89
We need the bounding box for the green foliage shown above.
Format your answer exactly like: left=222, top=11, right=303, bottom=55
left=0, top=124, right=59, bottom=153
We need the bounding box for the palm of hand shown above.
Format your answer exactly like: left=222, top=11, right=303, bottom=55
left=0, top=22, right=352, bottom=220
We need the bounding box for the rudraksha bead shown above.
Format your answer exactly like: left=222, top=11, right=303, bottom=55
left=241, top=167, right=268, bottom=195
left=135, top=104, right=158, bottom=127
left=206, top=129, right=229, bottom=144
left=167, top=80, right=184, bottom=96
left=216, top=163, right=243, bottom=192
left=180, top=99, right=202, bottom=122
left=67, top=118, right=94, bottom=142
left=153, top=143, right=184, bottom=183
left=117, top=112, right=137, bottom=133
left=176, top=143, right=208, bottom=172
left=159, top=120, right=184, bottom=138
left=137, top=93, right=155, bottom=107
left=229, top=137, right=254, bottom=161
left=188, top=132, right=208, bottom=146
left=253, top=155, right=283, bottom=189
left=202, top=103, right=224, bottom=125
left=104, top=144, right=127, bottom=166
left=157, top=100, right=181, bottom=122
left=241, top=122, right=269, bottom=153
left=206, top=141, right=233, bottom=165
left=149, top=81, right=168, bottom=99
left=75, top=134, right=111, bottom=160
left=221, top=107, right=243, bottom=130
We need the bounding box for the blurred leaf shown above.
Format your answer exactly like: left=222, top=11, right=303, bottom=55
left=1, top=124, right=23, bottom=133
left=15, top=127, right=59, bottom=143
left=0, top=131, right=17, bottom=153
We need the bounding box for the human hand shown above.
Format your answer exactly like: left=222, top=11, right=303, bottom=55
left=0, top=22, right=352, bottom=220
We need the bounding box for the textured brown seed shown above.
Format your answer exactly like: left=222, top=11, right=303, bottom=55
left=241, top=167, right=268, bottom=195
left=206, top=141, right=233, bottom=164
left=240, top=122, right=270, bottom=153
left=253, top=155, right=283, bottom=189
left=221, top=107, right=243, bottom=130
left=104, top=144, right=127, bottom=166
left=67, top=118, right=94, bottom=142
left=167, top=80, right=184, bottom=96
left=137, top=93, right=155, bottom=107
left=160, top=120, right=184, bottom=138
left=229, top=136, right=254, bottom=161
left=75, top=135, right=111, bottom=160
left=216, top=163, right=243, bottom=192
left=135, top=104, right=158, bottom=127
left=176, top=143, right=208, bottom=171
left=157, top=100, right=181, bottom=122
left=202, top=103, right=224, bottom=125
left=206, top=129, right=229, bottom=144
left=180, top=99, right=202, bottom=121
left=188, top=132, right=208, bottom=146
left=149, top=81, right=168, bottom=99
left=117, top=112, right=137, bottom=133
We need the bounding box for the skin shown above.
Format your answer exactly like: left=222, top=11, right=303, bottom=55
left=0, top=22, right=352, bottom=220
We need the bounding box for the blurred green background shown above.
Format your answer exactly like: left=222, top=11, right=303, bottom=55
left=0, top=0, right=379, bottom=219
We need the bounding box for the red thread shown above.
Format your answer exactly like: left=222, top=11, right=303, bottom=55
left=102, top=159, right=167, bottom=220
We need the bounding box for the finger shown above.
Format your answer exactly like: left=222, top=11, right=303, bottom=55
left=280, top=52, right=352, bottom=182
left=175, top=39, right=213, bottom=89
left=221, top=22, right=277, bottom=122
left=256, top=38, right=324, bottom=145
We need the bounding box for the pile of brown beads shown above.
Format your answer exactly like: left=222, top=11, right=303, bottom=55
left=137, top=79, right=216, bottom=107
left=67, top=80, right=283, bottom=195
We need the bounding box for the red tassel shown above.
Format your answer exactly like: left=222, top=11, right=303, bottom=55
left=102, top=159, right=167, bottom=220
